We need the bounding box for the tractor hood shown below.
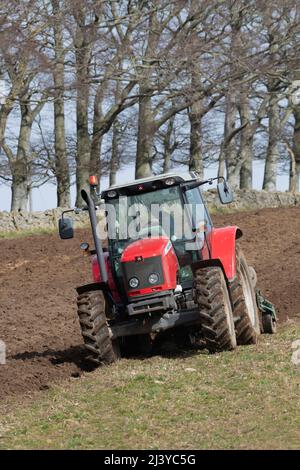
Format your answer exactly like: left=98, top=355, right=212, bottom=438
left=121, top=236, right=172, bottom=262
left=121, top=236, right=178, bottom=298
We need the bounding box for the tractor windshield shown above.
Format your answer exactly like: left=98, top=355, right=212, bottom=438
left=105, top=185, right=193, bottom=256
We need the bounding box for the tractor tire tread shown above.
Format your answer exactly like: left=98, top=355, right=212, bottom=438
left=229, top=246, right=260, bottom=345
left=194, top=266, right=236, bottom=353
left=77, top=290, right=119, bottom=365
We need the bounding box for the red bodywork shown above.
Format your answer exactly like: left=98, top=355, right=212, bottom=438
left=91, top=225, right=242, bottom=303
left=207, top=226, right=242, bottom=281
left=92, top=253, right=121, bottom=302
left=121, top=236, right=179, bottom=298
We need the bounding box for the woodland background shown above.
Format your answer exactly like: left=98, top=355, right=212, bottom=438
left=0, top=0, right=300, bottom=211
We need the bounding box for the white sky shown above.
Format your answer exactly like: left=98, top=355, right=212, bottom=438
left=0, top=160, right=290, bottom=212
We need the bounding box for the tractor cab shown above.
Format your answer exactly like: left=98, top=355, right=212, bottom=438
left=100, top=173, right=229, bottom=301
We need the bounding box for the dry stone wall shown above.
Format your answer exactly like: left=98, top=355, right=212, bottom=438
left=0, top=190, right=299, bottom=234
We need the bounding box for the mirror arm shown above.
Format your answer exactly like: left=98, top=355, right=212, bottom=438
left=61, top=205, right=89, bottom=222
left=182, top=176, right=226, bottom=192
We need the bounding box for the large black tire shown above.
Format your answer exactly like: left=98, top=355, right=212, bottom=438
left=229, top=246, right=260, bottom=345
left=77, top=290, right=120, bottom=365
left=194, top=266, right=237, bottom=353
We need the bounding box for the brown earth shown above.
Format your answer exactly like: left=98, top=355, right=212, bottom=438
left=0, top=206, right=299, bottom=401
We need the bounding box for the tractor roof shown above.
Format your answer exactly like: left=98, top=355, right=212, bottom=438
left=101, top=171, right=198, bottom=198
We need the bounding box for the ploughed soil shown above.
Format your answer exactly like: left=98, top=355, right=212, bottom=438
left=0, top=206, right=299, bottom=401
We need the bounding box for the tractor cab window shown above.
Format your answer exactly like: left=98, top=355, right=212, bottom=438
left=184, top=186, right=206, bottom=231
left=184, top=186, right=212, bottom=239
left=106, top=186, right=179, bottom=253
left=106, top=185, right=187, bottom=257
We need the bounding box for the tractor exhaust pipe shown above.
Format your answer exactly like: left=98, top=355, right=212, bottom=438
left=81, top=189, right=108, bottom=284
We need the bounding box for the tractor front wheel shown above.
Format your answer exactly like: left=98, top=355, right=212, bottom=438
left=229, top=246, right=260, bottom=345
left=194, top=266, right=237, bottom=353
left=77, top=290, right=120, bottom=365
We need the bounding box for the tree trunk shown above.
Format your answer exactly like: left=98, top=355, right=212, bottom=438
left=292, top=105, right=300, bottom=191
left=224, top=4, right=243, bottom=189
left=239, top=143, right=252, bottom=189
left=11, top=169, right=29, bottom=211
left=52, top=0, right=70, bottom=208
left=163, top=148, right=171, bottom=174
left=11, top=113, right=31, bottom=211
left=135, top=11, right=159, bottom=179
left=76, top=90, right=90, bottom=206
left=286, top=145, right=297, bottom=192
left=224, top=88, right=239, bottom=188
left=135, top=88, right=154, bottom=179
left=218, top=150, right=226, bottom=179
left=109, top=79, right=121, bottom=186
left=0, top=105, right=12, bottom=150
left=74, top=20, right=92, bottom=207
left=188, top=60, right=203, bottom=177
left=263, top=94, right=280, bottom=191
left=188, top=103, right=203, bottom=178
left=90, top=86, right=103, bottom=192
left=109, top=119, right=120, bottom=186
left=162, top=116, right=175, bottom=173
left=239, top=95, right=253, bottom=189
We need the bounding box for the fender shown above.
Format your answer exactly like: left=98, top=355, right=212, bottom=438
left=76, top=282, right=117, bottom=307
left=210, top=226, right=242, bottom=280
left=192, top=226, right=242, bottom=281
left=76, top=282, right=108, bottom=296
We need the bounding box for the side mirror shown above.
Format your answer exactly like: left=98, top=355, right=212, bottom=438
left=217, top=181, right=233, bottom=204
left=59, top=217, right=74, bottom=239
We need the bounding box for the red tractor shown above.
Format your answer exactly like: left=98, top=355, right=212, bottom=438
left=59, top=172, right=276, bottom=364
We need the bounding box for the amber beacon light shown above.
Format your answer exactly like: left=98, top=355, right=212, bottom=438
left=89, top=175, right=98, bottom=187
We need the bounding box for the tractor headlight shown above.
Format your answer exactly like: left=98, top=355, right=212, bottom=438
left=148, top=273, right=159, bottom=284
left=129, top=277, right=139, bottom=289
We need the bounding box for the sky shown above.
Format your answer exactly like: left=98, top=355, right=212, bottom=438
left=0, top=160, right=290, bottom=212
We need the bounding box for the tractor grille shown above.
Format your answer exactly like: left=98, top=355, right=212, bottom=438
left=121, top=255, right=164, bottom=291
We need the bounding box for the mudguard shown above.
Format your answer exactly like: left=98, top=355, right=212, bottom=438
left=210, top=226, right=242, bottom=280
left=192, top=226, right=242, bottom=281
left=76, top=282, right=108, bottom=296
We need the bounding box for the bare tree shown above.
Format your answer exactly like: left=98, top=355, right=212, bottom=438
left=52, top=0, right=71, bottom=207
left=0, top=1, right=50, bottom=210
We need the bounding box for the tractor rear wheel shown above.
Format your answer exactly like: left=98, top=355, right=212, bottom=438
left=194, top=266, right=237, bottom=352
left=77, top=290, right=120, bottom=365
left=229, top=246, right=260, bottom=345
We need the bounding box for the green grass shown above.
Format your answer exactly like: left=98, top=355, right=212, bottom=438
left=208, top=204, right=256, bottom=215
left=0, top=227, right=57, bottom=239
left=0, top=224, right=90, bottom=240
left=1, top=321, right=300, bottom=450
